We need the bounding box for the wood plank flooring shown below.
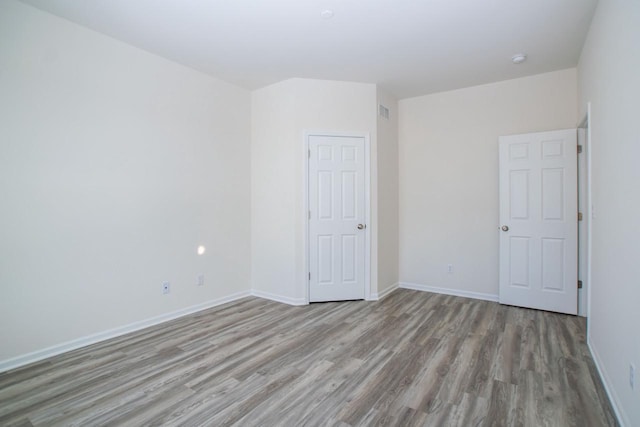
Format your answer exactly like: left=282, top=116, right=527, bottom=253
left=0, top=289, right=617, bottom=426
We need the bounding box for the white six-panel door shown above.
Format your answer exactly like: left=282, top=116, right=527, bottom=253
left=309, top=135, right=366, bottom=302
left=499, top=129, right=578, bottom=315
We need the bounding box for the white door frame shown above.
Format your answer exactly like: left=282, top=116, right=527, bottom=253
left=303, top=131, right=372, bottom=304
left=579, top=102, right=593, bottom=319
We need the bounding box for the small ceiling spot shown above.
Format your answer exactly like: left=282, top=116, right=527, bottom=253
left=320, top=9, right=334, bottom=19
left=511, top=53, right=527, bottom=64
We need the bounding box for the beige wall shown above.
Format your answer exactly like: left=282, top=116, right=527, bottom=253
left=251, top=80, right=299, bottom=302
left=578, top=1, right=640, bottom=424
left=251, top=79, right=378, bottom=302
left=0, top=1, right=251, bottom=364
left=398, top=69, right=578, bottom=297
left=376, top=88, right=399, bottom=295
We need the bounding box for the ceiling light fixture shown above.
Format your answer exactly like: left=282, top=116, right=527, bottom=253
left=320, top=9, right=334, bottom=19
left=511, top=53, right=527, bottom=64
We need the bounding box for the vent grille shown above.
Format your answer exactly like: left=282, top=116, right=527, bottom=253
left=379, top=104, right=390, bottom=120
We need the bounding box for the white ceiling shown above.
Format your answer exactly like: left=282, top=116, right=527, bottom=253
left=19, top=0, right=598, bottom=99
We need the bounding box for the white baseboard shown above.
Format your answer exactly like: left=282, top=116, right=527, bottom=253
left=0, top=290, right=251, bottom=374
left=588, top=336, right=627, bottom=427
left=398, top=282, right=499, bottom=302
left=370, top=282, right=399, bottom=301
left=251, top=289, right=307, bottom=306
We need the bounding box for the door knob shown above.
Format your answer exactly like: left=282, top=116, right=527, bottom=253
left=357, top=224, right=366, bottom=230
left=501, top=225, right=509, bottom=232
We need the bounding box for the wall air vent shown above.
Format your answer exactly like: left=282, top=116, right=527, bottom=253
left=378, top=104, right=390, bottom=120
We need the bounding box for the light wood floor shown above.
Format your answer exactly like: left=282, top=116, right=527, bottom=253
left=0, top=289, right=617, bottom=426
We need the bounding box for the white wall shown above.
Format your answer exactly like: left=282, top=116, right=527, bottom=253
left=251, top=80, right=299, bottom=303
left=252, top=79, right=378, bottom=303
left=578, top=1, right=640, bottom=424
left=398, top=69, right=578, bottom=298
left=376, top=88, right=399, bottom=296
left=0, top=1, right=251, bottom=365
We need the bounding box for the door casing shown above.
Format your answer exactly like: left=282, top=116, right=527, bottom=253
left=578, top=103, right=592, bottom=318
left=303, top=131, right=372, bottom=304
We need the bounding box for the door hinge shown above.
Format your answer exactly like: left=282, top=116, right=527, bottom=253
left=309, top=210, right=311, bottom=220
left=577, top=145, right=583, bottom=154
left=308, top=149, right=311, bottom=158
left=309, top=272, right=311, bottom=280
left=578, top=212, right=583, bottom=221
left=578, top=280, right=583, bottom=289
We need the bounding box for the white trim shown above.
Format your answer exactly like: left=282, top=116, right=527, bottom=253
left=251, top=289, right=307, bottom=306
left=303, top=131, right=372, bottom=303
left=588, top=336, right=627, bottom=426
left=0, top=290, right=251, bottom=373
left=303, top=131, right=311, bottom=304
left=364, top=134, right=372, bottom=301
left=399, top=282, right=499, bottom=302
left=370, top=282, right=399, bottom=301
left=577, top=105, right=592, bottom=318
left=586, top=102, right=593, bottom=323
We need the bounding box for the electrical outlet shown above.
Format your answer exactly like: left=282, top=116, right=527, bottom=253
left=197, top=274, right=204, bottom=286
left=447, top=264, right=454, bottom=274
left=631, top=364, right=636, bottom=391
left=162, top=281, right=170, bottom=294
